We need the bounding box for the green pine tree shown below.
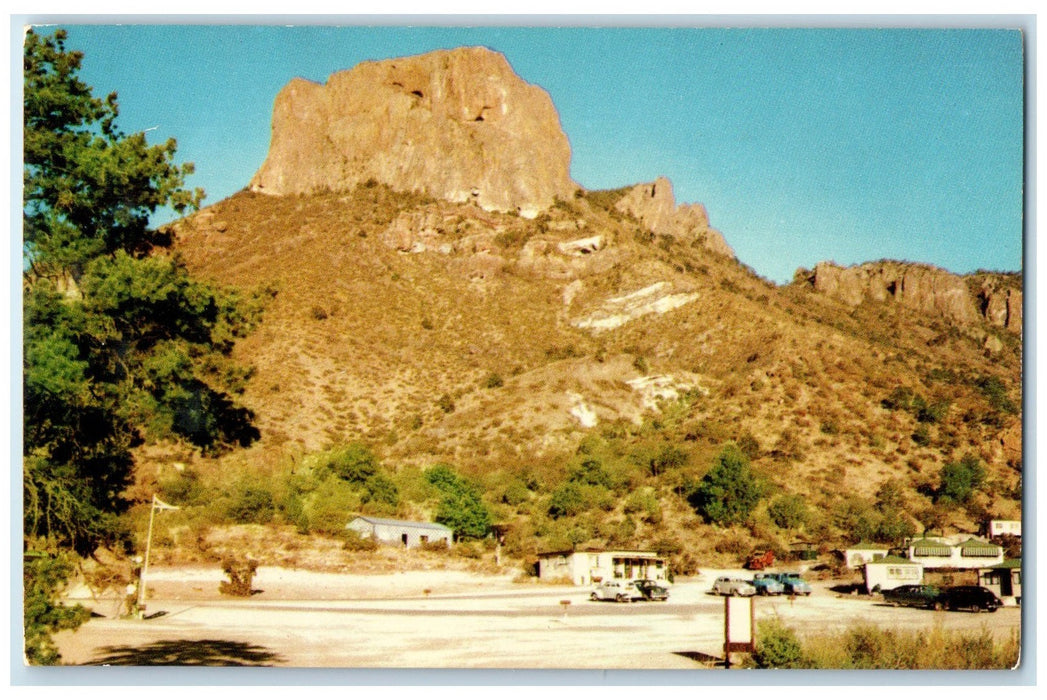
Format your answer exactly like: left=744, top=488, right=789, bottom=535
left=22, top=28, right=264, bottom=663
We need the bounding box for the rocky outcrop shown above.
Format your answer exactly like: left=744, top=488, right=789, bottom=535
left=808, top=261, right=1022, bottom=333
left=250, top=47, right=576, bottom=217
left=614, top=176, right=734, bottom=258
left=977, top=278, right=1023, bottom=334
left=573, top=282, right=699, bottom=331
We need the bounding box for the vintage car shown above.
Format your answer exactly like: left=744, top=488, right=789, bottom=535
left=632, top=579, right=670, bottom=601
left=940, top=585, right=1003, bottom=612
left=771, top=572, right=812, bottom=596
left=590, top=579, right=645, bottom=603
left=750, top=573, right=785, bottom=595
left=881, top=584, right=944, bottom=610
left=711, top=576, right=757, bottom=597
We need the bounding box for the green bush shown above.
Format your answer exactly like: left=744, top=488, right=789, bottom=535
left=767, top=493, right=808, bottom=530
left=158, top=467, right=209, bottom=506
left=322, top=443, right=379, bottom=484
left=937, top=453, right=986, bottom=504
left=689, top=444, right=764, bottom=526
left=225, top=482, right=275, bottom=524
left=752, top=619, right=806, bottom=669
left=425, top=464, right=492, bottom=540
left=483, top=373, right=504, bottom=389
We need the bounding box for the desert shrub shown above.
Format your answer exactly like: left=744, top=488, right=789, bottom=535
left=321, top=443, right=379, bottom=484
left=568, top=458, right=613, bottom=489
left=361, top=473, right=399, bottom=512
left=714, top=531, right=752, bottom=555
left=219, top=557, right=258, bottom=597
left=911, top=424, right=931, bottom=446
left=936, top=453, right=986, bottom=504
left=158, top=467, right=209, bottom=506
left=646, top=444, right=688, bottom=477
left=483, top=372, right=504, bottom=389
left=437, top=393, right=455, bottom=413
left=342, top=530, right=378, bottom=552
left=623, top=488, right=663, bottom=524
left=767, top=493, right=808, bottom=530
left=689, top=444, right=764, bottom=526
left=302, top=478, right=361, bottom=536
left=832, top=496, right=878, bottom=543
left=548, top=482, right=585, bottom=518
left=774, top=622, right=1019, bottom=670
left=501, top=479, right=531, bottom=507
left=752, top=619, right=807, bottom=669
left=225, top=482, right=275, bottom=524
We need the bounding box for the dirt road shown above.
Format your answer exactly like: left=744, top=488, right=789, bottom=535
left=50, top=567, right=1022, bottom=669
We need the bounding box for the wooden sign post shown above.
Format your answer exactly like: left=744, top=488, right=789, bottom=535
left=723, top=594, right=756, bottom=668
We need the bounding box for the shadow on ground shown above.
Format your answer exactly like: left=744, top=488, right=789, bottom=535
left=673, top=650, right=723, bottom=667
left=88, top=638, right=284, bottom=666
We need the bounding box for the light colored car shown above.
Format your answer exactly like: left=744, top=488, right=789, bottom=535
left=590, top=579, right=645, bottom=602
left=711, top=576, right=757, bottom=596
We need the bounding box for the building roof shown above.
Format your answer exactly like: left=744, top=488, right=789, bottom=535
left=991, top=558, right=1022, bottom=569
left=347, top=516, right=452, bottom=532
left=910, top=538, right=952, bottom=557
left=959, top=538, right=1002, bottom=557
left=537, top=549, right=661, bottom=558
left=847, top=542, right=890, bottom=551
left=866, top=555, right=919, bottom=566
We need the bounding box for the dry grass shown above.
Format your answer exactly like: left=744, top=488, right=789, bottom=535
left=155, top=183, right=1025, bottom=565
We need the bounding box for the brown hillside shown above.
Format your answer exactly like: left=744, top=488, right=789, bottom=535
left=168, top=182, right=1022, bottom=549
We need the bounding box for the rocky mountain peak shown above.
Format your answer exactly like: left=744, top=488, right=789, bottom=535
left=249, top=46, right=577, bottom=217
left=614, top=176, right=735, bottom=258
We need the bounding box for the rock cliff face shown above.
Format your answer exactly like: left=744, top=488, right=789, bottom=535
left=808, top=261, right=1021, bottom=333
left=249, top=47, right=576, bottom=217
left=614, top=177, right=734, bottom=258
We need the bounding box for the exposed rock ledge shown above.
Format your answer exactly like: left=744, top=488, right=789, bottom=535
left=573, top=282, right=698, bottom=331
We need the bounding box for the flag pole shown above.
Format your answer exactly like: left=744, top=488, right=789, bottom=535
left=136, top=494, right=179, bottom=618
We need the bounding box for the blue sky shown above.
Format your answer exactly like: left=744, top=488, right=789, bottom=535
left=53, top=24, right=1024, bottom=283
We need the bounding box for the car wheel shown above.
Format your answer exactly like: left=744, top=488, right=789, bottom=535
left=616, top=594, right=627, bottom=603
left=932, top=601, right=944, bottom=611
left=590, top=592, right=599, bottom=601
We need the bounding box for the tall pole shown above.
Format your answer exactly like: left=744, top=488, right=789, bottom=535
left=136, top=495, right=158, bottom=617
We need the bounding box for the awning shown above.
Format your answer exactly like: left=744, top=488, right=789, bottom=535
left=912, top=540, right=952, bottom=557
left=960, top=539, right=1002, bottom=557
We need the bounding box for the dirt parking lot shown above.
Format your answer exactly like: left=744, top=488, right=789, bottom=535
left=50, top=566, right=1022, bottom=670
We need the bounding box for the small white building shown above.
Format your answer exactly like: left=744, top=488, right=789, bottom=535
left=843, top=543, right=891, bottom=569
left=346, top=516, right=452, bottom=549
left=988, top=520, right=1022, bottom=539
left=537, top=549, right=668, bottom=586
left=978, top=558, right=1022, bottom=606
left=863, top=555, right=923, bottom=592
left=907, top=536, right=1003, bottom=569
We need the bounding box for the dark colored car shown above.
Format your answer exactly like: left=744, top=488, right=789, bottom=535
left=940, top=585, right=1002, bottom=612
left=632, top=579, right=670, bottom=601
left=881, top=584, right=943, bottom=610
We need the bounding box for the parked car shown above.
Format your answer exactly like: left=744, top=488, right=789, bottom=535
left=590, top=579, right=645, bottom=602
left=632, top=579, right=670, bottom=601
left=711, top=576, right=757, bottom=597
left=881, top=584, right=944, bottom=610
left=771, top=572, right=812, bottom=596
left=940, top=585, right=1002, bottom=612
left=750, top=573, right=785, bottom=596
